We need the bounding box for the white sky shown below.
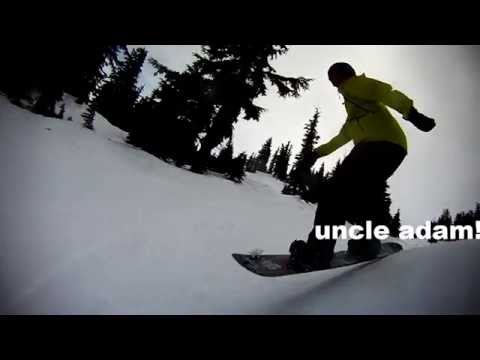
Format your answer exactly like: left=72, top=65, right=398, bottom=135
left=131, top=45, right=480, bottom=227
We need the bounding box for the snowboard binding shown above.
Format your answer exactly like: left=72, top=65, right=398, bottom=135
left=288, top=239, right=333, bottom=271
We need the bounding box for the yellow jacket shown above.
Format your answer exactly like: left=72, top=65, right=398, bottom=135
left=315, top=74, right=413, bottom=157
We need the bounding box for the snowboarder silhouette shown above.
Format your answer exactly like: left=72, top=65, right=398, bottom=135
left=289, top=62, right=436, bottom=270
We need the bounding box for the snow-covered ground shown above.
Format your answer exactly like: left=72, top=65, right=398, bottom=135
left=1, top=94, right=479, bottom=314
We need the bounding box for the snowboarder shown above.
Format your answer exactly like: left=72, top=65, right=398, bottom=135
left=289, top=62, right=436, bottom=270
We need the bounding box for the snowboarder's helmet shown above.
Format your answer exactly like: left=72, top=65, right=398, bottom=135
left=328, top=63, right=356, bottom=87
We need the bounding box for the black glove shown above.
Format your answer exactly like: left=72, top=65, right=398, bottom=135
left=405, top=107, right=436, bottom=132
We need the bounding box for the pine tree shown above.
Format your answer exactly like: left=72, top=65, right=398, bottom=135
left=466, top=210, right=476, bottom=227
left=28, top=45, right=77, bottom=117
left=140, top=58, right=215, bottom=165
left=274, top=142, right=292, bottom=181
left=93, top=47, right=147, bottom=132
left=438, top=209, right=453, bottom=226
left=215, top=138, right=234, bottom=173
left=58, top=103, right=66, bottom=119
left=437, top=209, right=453, bottom=240
left=464, top=210, right=475, bottom=227
left=475, top=202, right=480, bottom=221
left=430, top=208, right=455, bottom=241
left=273, top=144, right=283, bottom=180
left=218, top=138, right=233, bottom=161
left=301, top=163, right=327, bottom=203
left=81, top=104, right=95, bottom=131
left=246, top=153, right=258, bottom=173
left=429, top=216, right=439, bottom=243
left=32, top=82, right=65, bottom=117
left=307, top=158, right=342, bottom=206
left=256, top=138, right=272, bottom=172
left=0, top=45, right=36, bottom=103
left=390, top=209, right=402, bottom=237
left=189, top=45, right=312, bottom=173
left=226, top=152, right=247, bottom=183
left=268, top=148, right=279, bottom=174
left=454, top=211, right=465, bottom=226
left=66, top=45, right=126, bottom=104
left=272, top=145, right=284, bottom=178
left=327, top=159, right=342, bottom=180
left=317, top=163, right=326, bottom=182
left=287, top=107, right=321, bottom=195
left=0, top=45, right=128, bottom=113
left=381, top=182, right=394, bottom=227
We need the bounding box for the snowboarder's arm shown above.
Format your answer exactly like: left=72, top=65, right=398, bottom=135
left=381, top=88, right=414, bottom=118
left=363, top=78, right=436, bottom=131
left=314, top=130, right=351, bottom=157
left=343, top=76, right=414, bottom=117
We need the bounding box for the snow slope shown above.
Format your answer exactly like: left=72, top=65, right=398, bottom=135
left=1, top=95, right=479, bottom=315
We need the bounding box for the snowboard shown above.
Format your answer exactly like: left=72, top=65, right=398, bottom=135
left=232, top=242, right=402, bottom=277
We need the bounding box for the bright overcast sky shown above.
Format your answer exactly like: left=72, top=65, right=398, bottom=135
left=131, top=45, right=480, bottom=227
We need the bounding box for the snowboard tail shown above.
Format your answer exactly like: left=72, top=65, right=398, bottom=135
left=232, top=242, right=402, bottom=277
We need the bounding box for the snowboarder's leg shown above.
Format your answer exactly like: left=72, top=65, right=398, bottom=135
left=346, top=183, right=385, bottom=259
left=289, top=217, right=339, bottom=270
left=289, top=148, right=361, bottom=269
left=304, top=152, right=361, bottom=263
left=290, top=141, right=407, bottom=267
left=304, top=181, right=343, bottom=266
left=344, top=142, right=407, bottom=259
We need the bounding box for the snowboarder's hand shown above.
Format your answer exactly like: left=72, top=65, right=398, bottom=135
left=313, top=147, right=326, bottom=161
left=405, top=107, right=436, bottom=132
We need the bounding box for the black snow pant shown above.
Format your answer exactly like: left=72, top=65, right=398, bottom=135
left=306, top=141, right=407, bottom=255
